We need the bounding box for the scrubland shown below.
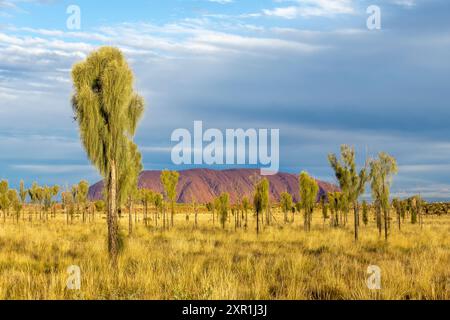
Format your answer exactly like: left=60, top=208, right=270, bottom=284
left=0, top=208, right=448, bottom=300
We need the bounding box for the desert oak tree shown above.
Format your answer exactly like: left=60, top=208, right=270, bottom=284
left=328, top=145, right=368, bottom=241
left=71, top=47, right=145, bottom=263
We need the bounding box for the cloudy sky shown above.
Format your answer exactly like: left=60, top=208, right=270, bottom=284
left=0, top=0, right=449, bottom=200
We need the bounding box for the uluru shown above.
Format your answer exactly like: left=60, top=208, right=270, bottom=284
left=88, top=168, right=339, bottom=204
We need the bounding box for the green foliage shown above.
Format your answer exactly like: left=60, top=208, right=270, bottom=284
left=280, top=192, right=293, bottom=213
left=61, top=189, right=76, bottom=223
left=8, top=189, right=21, bottom=216
left=153, top=193, right=164, bottom=210
left=362, top=200, right=369, bottom=226
left=28, top=182, right=38, bottom=205
left=71, top=46, right=144, bottom=180
left=242, top=197, right=251, bottom=212
left=11, top=191, right=22, bottom=217
left=328, top=145, right=368, bottom=239
left=216, top=193, right=230, bottom=229
left=0, top=180, right=10, bottom=213
left=61, top=191, right=73, bottom=209
left=328, top=192, right=343, bottom=227
left=19, top=180, right=27, bottom=204
left=160, top=170, right=179, bottom=203
left=28, top=182, right=45, bottom=212
left=370, top=152, right=398, bottom=240
left=95, top=200, right=106, bottom=212
left=370, top=153, right=398, bottom=212
left=0, top=182, right=22, bottom=220
left=206, top=202, right=214, bottom=212
left=392, top=198, right=405, bottom=230
left=71, top=46, right=145, bottom=261
left=280, top=192, right=293, bottom=223
left=409, top=195, right=424, bottom=225
left=321, top=196, right=329, bottom=220
left=253, top=178, right=269, bottom=234
left=140, top=189, right=154, bottom=206
left=253, top=178, right=269, bottom=214
left=39, top=185, right=59, bottom=213
left=77, top=181, right=89, bottom=205
left=299, top=172, right=319, bottom=231
left=118, top=142, right=142, bottom=208
left=328, top=145, right=368, bottom=205
left=160, top=170, right=180, bottom=227
left=71, top=184, right=79, bottom=208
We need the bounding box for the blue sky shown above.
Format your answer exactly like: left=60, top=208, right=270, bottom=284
left=1, top=0, right=450, bottom=200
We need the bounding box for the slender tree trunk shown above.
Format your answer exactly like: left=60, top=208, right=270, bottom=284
left=309, top=210, right=312, bottom=231
left=108, top=161, right=119, bottom=265
left=304, top=210, right=307, bottom=232
left=163, top=204, right=166, bottom=230
left=128, top=200, right=133, bottom=236
left=144, top=202, right=148, bottom=227
left=419, top=206, right=423, bottom=229
left=156, top=206, right=159, bottom=228
left=354, top=202, right=359, bottom=241
left=170, top=201, right=174, bottom=228
left=245, top=210, right=248, bottom=230
left=384, top=208, right=389, bottom=241
left=256, top=210, right=260, bottom=235
left=344, top=210, right=348, bottom=227
left=336, top=210, right=339, bottom=227
left=195, top=207, right=198, bottom=229
left=377, top=205, right=382, bottom=238
left=238, top=209, right=241, bottom=228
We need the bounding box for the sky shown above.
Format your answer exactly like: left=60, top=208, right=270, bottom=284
left=0, top=0, right=450, bottom=200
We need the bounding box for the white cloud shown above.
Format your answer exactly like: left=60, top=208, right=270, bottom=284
left=207, top=0, right=233, bottom=4
left=391, top=0, right=416, bottom=8
left=263, top=0, right=355, bottom=19
left=11, top=164, right=93, bottom=174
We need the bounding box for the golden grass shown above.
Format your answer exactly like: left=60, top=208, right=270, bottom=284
left=0, top=209, right=449, bottom=300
